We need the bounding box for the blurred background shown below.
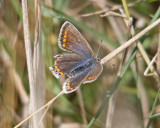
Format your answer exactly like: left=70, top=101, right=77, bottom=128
left=0, top=0, right=160, bottom=128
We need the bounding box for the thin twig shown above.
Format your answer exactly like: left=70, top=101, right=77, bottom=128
left=37, top=105, right=50, bottom=128
left=101, top=11, right=126, bottom=18
left=81, top=0, right=147, bottom=17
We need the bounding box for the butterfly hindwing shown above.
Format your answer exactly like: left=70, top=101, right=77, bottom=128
left=49, top=53, right=84, bottom=78
left=58, top=21, right=94, bottom=58
left=83, top=61, right=103, bottom=84
left=63, top=68, right=89, bottom=93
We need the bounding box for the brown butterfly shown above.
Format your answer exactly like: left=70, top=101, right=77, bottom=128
left=49, top=21, right=103, bottom=93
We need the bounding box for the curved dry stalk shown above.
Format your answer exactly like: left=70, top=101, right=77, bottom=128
left=14, top=90, right=64, bottom=128
left=100, top=17, right=160, bottom=65
left=81, top=0, right=147, bottom=17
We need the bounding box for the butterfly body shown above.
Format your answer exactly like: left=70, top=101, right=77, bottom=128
left=50, top=21, right=103, bottom=93
left=68, top=57, right=96, bottom=77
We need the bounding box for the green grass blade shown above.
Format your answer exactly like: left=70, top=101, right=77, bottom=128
left=11, top=0, right=23, bottom=21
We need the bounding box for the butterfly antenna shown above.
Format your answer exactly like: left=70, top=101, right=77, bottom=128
left=96, top=39, right=102, bottom=58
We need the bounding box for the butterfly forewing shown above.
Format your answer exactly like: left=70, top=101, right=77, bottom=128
left=49, top=54, right=84, bottom=78
left=58, top=21, right=94, bottom=58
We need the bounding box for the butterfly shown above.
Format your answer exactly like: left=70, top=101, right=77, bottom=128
left=49, top=21, right=103, bottom=94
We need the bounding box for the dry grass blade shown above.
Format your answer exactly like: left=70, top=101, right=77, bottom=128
left=21, top=0, right=33, bottom=88
left=21, top=2, right=35, bottom=127
left=32, top=0, right=45, bottom=127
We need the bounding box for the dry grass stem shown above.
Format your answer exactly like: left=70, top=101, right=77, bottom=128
left=21, top=2, right=35, bottom=127
left=14, top=90, right=64, bottom=128
left=101, top=11, right=126, bottom=18
left=21, top=0, right=33, bottom=87
left=101, top=18, right=160, bottom=65
left=144, top=53, right=158, bottom=77
left=0, top=49, right=29, bottom=104
left=77, top=89, right=87, bottom=125
left=157, top=26, right=160, bottom=75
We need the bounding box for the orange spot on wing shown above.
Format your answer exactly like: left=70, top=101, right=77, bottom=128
left=54, top=62, right=57, bottom=65
left=64, top=31, right=67, bottom=35
left=67, top=81, right=73, bottom=90
left=57, top=69, right=60, bottom=72
left=64, top=35, right=67, bottom=38
left=88, top=76, right=96, bottom=80
left=60, top=72, right=64, bottom=75
left=63, top=39, right=66, bottom=42
left=55, top=66, right=58, bottom=69
left=56, top=58, right=60, bottom=61
left=62, top=43, right=66, bottom=48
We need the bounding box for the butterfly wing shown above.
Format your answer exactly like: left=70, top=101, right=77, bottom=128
left=58, top=21, right=94, bottom=58
left=49, top=54, right=84, bottom=78
left=83, top=61, right=103, bottom=84
left=63, top=68, right=89, bottom=94
left=63, top=59, right=103, bottom=94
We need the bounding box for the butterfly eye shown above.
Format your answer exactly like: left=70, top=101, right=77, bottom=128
left=96, top=58, right=101, bottom=62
